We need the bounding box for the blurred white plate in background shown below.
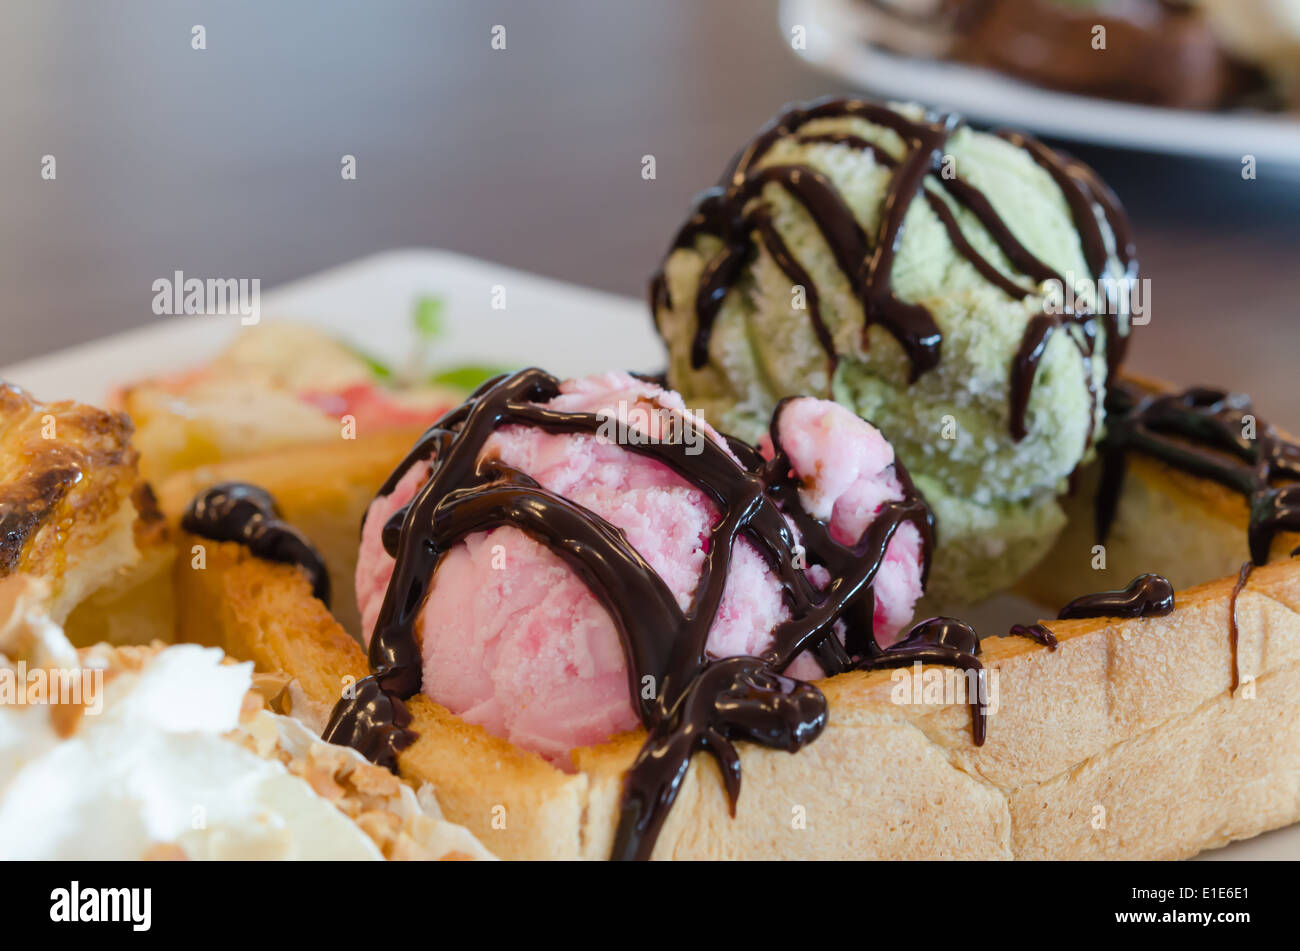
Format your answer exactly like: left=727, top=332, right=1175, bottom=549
left=782, top=0, right=1300, bottom=167
left=1, top=247, right=1294, bottom=859
left=0, top=248, right=663, bottom=406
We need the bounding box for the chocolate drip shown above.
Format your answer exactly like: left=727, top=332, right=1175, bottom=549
left=322, top=369, right=984, bottom=861
left=691, top=165, right=874, bottom=372
left=1098, top=383, right=1300, bottom=565
left=801, top=122, right=1104, bottom=446
left=923, top=191, right=1030, bottom=300
left=937, top=177, right=1058, bottom=285
left=998, top=129, right=1138, bottom=379
left=1010, top=311, right=1099, bottom=445
left=997, top=131, right=1137, bottom=282
left=182, top=482, right=331, bottom=605
left=859, top=616, right=988, bottom=745
left=321, top=677, right=414, bottom=770
left=1057, top=573, right=1175, bottom=620
left=1006, top=623, right=1059, bottom=650
left=750, top=206, right=837, bottom=380
left=649, top=96, right=1136, bottom=445
left=1229, top=561, right=1253, bottom=693
left=662, top=99, right=957, bottom=383
left=611, top=656, right=828, bottom=861
left=1097, top=383, right=1300, bottom=695
left=796, top=130, right=894, bottom=166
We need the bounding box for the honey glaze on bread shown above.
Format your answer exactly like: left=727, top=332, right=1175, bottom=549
left=0, top=384, right=136, bottom=572
left=0, top=382, right=149, bottom=622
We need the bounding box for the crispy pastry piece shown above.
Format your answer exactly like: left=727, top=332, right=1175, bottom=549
left=120, top=324, right=462, bottom=484
left=0, top=383, right=173, bottom=638
left=62, top=481, right=176, bottom=647
left=174, top=493, right=1300, bottom=859
left=156, top=426, right=425, bottom=636
left=122, top=377, right=345, bottom=484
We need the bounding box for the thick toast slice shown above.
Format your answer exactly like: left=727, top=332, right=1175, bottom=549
left=168, top=372, right=1300, bottom=859
left=173, top=531, right=1300, bottom=859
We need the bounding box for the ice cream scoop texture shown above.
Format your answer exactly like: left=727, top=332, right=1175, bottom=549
left=651, top=97, right=1136, bottom=602
left=355, top=372, right=924, bottom=760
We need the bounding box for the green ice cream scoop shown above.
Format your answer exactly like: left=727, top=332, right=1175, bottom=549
left=651, top=97, right=1137, bottom=604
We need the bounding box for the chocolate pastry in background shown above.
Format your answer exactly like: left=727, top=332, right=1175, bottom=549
left=952, top=0, right=1254, bottom=109
left=856, top=0, right=1271, bottom=110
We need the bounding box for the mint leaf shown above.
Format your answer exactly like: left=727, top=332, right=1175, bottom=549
left=338, top=340, right=393, bottom=381
left=430, top=364, right=512, bottom=391
left=413, top=295, right=445, bottom=340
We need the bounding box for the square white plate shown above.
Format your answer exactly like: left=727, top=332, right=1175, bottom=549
left=2, top=248, right=1293, bottom=860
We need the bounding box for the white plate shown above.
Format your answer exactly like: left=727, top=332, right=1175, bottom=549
left=0, top=248, right=663, bottom=405
left=782, top=0, right=1300, bottom=166
left=2, top=247, right=1294, bottom=860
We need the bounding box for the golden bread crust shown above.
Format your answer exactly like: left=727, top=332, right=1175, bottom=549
left=174, top=527, right=1300, bottom=859
left=173, top=537, right=368, bottom=707
left=157, top=426, right=426, bottom=635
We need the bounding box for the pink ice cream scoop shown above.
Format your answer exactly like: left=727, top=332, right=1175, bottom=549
left=355, top=372, right=924, bottom=762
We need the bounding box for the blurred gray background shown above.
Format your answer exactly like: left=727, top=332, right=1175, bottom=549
left=1, top=0, right=1298, bottom=417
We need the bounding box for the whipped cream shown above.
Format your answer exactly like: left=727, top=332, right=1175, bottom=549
left=0, top=576, right=492, bottom=861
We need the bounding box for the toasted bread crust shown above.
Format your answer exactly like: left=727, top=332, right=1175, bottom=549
left=156, top=426, right=426, bottom=636
left=175, top=531, right=1300, bottom=859
left=173, top=538, right=368, bottom=705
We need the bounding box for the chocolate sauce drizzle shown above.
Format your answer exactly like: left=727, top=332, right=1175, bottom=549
left=319, top=368, right=997, bottom=861
left=649, top=97, right=1137, bottom=445
left=1001, top=574, right=1174, bottom=653
left=1057, top=572, right=1175, bottom=621
left=182, top=482, right=331, bottom=605
left=1006, top=623, right=1059, bottom=650
left=1098, top=383, right=1300, bottom=566
left=1228, top=561, right=1253, bottom=693
left=1096, top=383, right=1300, bottom=695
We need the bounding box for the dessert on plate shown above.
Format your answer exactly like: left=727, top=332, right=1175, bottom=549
left=119, top=318, right=467, bottom=484
left=175, top=366, right=1300, bottom=860
left=2, top=95, right=1299, bottom=861
left=0, top=382, right=174, bottom=647
left=846, top=0, right=1293, bottom=109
